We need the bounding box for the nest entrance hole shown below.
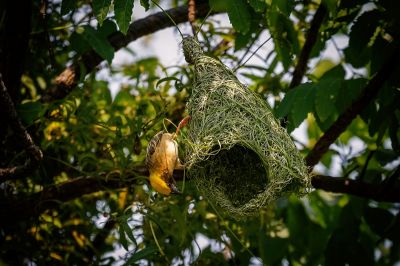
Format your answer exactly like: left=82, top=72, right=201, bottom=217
left=200, top=145, right=269, bottom=207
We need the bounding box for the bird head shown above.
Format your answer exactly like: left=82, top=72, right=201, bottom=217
left=149, top=171, right=181, bottom=196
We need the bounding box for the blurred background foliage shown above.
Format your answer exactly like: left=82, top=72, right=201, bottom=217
left=0, top=0, right=399, bottom=265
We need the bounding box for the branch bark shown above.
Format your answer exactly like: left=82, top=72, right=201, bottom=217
left=42, top=1, right=211, bottom=102
left=0, top=167, right=145, bottom=227
left=0, top=74, right=43, bottom=183
left=289, top=4, right=327, bottom=89
left=2, top=165, right=399, bottom=226
left=305, top=48, right=400, bottom=168
left=311, top=175, right=400, bottom=203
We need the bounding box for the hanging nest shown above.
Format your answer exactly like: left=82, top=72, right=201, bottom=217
left=182, top=36, right=310, bottom=219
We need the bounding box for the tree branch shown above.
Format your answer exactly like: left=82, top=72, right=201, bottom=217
left=2, top=164, right=400, bottom=226
left=42, top=1, right=211, bottom=102
left=0, top=73, right=43, bottom=183
left=305, top=48, right=400, bottom=168
left=289, top=4, right=327, bottom=89
left=311, top=175, right=400, bottom=202
left=282, top=3, right=327, bottom=126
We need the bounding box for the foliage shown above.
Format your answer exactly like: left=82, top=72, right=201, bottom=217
left=0, top=0, right=399, bottom=265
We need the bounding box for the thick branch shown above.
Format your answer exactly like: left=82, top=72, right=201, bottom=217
left=2, top=164, right=400, bottom=226
left=42, top=2, right=211, bottom=102
left=311, top=175, right=400, bottom=202
left=0, top=74, right=43, bottom=182
left=289, top=4, right=327, bottom=89
left=0, top=167, right=145, bottom=227
left=305, top=48, right=400, bottom=168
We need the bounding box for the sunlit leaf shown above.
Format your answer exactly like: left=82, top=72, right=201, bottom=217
left=114, top=0, right=134, bottom=34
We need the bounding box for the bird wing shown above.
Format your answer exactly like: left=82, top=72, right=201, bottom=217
left=146, top=131, right=164, bottom=168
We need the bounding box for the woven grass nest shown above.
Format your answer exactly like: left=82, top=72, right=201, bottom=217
left=182, top=36, right=310, bottom=219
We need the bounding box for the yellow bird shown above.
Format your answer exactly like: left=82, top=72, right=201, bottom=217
left=146, top=117, right=190, bottom=195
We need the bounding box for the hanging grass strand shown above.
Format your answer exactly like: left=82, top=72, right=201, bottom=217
left=182, top=36, right=310, bottom=219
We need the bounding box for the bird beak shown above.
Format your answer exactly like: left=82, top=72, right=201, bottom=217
left=169, top=183, right=181, bottom=195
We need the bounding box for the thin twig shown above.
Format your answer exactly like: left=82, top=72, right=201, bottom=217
left=0, top=73, right=43, bottom=183
left=42, top=2, right=212, bottom=102
left=289, top=4, right=327, bottom=89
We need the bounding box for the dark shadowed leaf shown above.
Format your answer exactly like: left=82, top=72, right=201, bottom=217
left=124, top=245, right=158, bottom=264
left=61, top=0, right=75, bottom=15
left=17, top=101, right=44, bottom=125
left=226, top=0, right=251, bottom=34
left=140, top=0, right=150, bottom=11
left=259, top=233, right=288, bottom=264
left=364, top=207, right=394, bottom=238
left=315, top=78, right=341, bottom=122
left=248, top=0, right=266, bottom=13
left=81, top=26, right=114, bottom=63
left=92, top=0, right=112, bottom=25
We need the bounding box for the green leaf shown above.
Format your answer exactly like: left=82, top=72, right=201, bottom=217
left=70, top=31, right=91, bottom=54
left=374, top=149, right=399, bottom=166
left=345, top=10, right=382, bottom=67
left=275, top=88, right=299, bottom=118
left=267, top=10, right=298, bottom=70
left=320, top=64, right=345, bottom=80
left=290, top=83, right=316, bottom=130
left=226, top=0, right=251, bottom=34
left=92, top=0, right=112, bottom=25
left=335, top=79, right=365, bottom=114
left=234, top=31, right=253, bottom=51
left=315, top=78, right=341, bottom=122
left=140, top=0, right=150, bottom=11
left=119, top=224, right=129, bottom=251
left=121, top=221, right=137, bottom=247
left=273, top=0, right=294, bottom=16
left=61, top=0, right=75, bottom=15
left=209, top=0, right=229, bottom=12
left=124, top=245, right=158, bottom=264
left=114, top=0, right=134, bottom=35
left=364, top=207, right=394, bottom=237
left=349, top=10, right=381, bottom=52
left=114, top=90, right=135, bottom=106
left=389, top=118, right=400, bottom=151
left=98, top=19, right=118, bottom=38
left=16, top=101, right=44, bottom=125
left=311, top=59, right=337, bottom=79
left=80, top=26, right=114, bottom=63
left=259, top=233, right=288, bottom=265
left=322, top=0, right=337, bottom=14
left=276, top=83, right=316, bottom=131
left=248, top=0, right=266, bottom=13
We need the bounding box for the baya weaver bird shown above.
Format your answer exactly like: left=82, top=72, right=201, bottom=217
left=146, top=116, right=190, bottom=195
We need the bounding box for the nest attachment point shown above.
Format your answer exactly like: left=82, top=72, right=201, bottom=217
left=183, top=37, right=310, bottom=219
